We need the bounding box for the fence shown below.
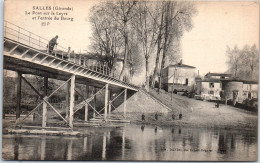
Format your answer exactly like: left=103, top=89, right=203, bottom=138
left=4, top=20, right=111, bottom=76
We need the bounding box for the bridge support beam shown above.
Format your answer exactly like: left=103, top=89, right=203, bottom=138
left=85, top=85, right=89, bottom=121
left=104, top=84, right=109, bottom=120
left=16, top=72, right=22, bottom=119
left=108, top=90, right=112, bottom=118
left=42, top=77, right=48, bottom=128
left=123, top=89, right=127, bottom=119
left=69, top=75, right=75, bottom=128
left=93, top=87, right=96, bottom=118
left=65, top=82, right=70, bottom=120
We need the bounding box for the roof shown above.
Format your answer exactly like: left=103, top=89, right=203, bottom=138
left=205, top=72, right=232, bottom=77
left=239, top=80, right=258, bottom=84
left=197, top=78, right=258, bottom=84
left=197, top=78, right=222, bottom=83
left=167, top=63, right=196, bottom=69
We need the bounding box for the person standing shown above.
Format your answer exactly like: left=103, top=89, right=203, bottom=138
left=155, top=112, right=158, bottom=121
left=47, top=35, right=58, bottom=54
left=142, top=113, right=145, bottom=121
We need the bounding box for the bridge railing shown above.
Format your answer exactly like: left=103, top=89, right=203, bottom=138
left=4, top=20, right=111, bottom=76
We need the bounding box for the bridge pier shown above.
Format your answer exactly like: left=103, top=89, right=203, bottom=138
left=69, top=75, right=75, bottom=128
left=65, top=82, right=70, bottom=120
left=93, top=87, right=96, bottom=118
left=16, top=72, right=22, bottom=119
left=42, top=77, right=48, bottom=128
left=85, top=85, right=89, bottom=121
left=104, top=84, right=109, bottom=121
left=108, top=90, right=112, bottom=118
left=124, top=89, right=127, bottom=119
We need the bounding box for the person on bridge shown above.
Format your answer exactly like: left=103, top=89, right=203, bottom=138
left=47, top=35, right=58, bottom=54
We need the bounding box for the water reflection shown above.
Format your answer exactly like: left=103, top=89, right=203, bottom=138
left=40, top=137, right=46, bottom=160
left=178, top=128, right=181, bottom=134
left=122, top=128, right=125, bottom=160
left=102, top=132, right=106, bottom=160
left=67, top=140, right=72, bottom=160
left=141, top=125, right=145, bottom=132
left=3, top=125, right=257, bottom=161
left=13, top=137, right=20, bottom=160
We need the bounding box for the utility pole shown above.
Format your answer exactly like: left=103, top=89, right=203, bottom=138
left=171, top=67, right=177, bottom=101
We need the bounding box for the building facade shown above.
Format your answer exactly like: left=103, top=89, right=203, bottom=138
left=161, top=63, right=196, bottom=92
left=196, top=79, right=222, bottom=100
left=196, top=72, right=258, bottom=103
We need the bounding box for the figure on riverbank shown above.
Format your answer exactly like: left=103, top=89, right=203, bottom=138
left=172, top=114, right=175, bottom=120
left=215, top=102, right=219, bottom=108
left=141, top=125, right=145, bottom=131
left=142, top=113, right=145, bottom=121
left=47, top=35, right=58, bottom=54
left=179, top=114, right=182, bottom=119
left=155, top=112, right=158, bottom=121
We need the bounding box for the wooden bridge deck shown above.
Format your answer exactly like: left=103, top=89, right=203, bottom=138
left=3, top=38, right=138, bottom=91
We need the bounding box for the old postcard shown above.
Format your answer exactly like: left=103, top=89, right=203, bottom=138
left=2, top=0, right=259, bottom=161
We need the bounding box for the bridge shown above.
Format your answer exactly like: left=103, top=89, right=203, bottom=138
left=3, top=20, right=139, bottom=129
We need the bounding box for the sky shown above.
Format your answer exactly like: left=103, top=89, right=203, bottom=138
left=4, top=0, right=259, bottom=83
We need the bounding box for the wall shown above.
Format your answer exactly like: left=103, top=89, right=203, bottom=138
left=223, top=81, right=243, bottom=102
left=242, top=84, right=258, bottom=99
left=200, top=82, right=222, bottom=99
left=168, top=67, right=196, bottom=86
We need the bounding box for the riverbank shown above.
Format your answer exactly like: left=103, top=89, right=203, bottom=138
left=2, top=89, right=257, bottom=131
left=121, top=89, right=257, bottom=130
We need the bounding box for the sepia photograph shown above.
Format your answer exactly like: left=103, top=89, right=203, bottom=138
left=1, top=0, right=259, bottom=161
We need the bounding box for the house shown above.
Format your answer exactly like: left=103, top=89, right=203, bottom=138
left=196, top=72, right=258, bottom=103
left=161, top=62, right=196, bottom=92
left=242, top=81, right=258, bottom=99
left=195, top=72, right=232, bottom=100
left=195, top=78, right=222, bottom=100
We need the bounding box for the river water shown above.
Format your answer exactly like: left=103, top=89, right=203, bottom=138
left=2, top=124, right=257, bottom=161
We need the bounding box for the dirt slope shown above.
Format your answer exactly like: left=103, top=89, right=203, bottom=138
left=115, top=89, right=257, bottom=129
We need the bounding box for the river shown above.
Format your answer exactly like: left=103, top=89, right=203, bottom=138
left=2, top=124, right=257, bottom=161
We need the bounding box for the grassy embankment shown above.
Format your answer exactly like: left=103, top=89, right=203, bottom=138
left=126, top=89, right=257, bottom=129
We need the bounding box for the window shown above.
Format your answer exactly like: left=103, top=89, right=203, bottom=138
left=248, top=92, right=252, bottom=99
left=209, top=82, right=214, bottom=88
left=185, top=78, right=189, bottom=85
left=208, top=91, right=214, bottom=95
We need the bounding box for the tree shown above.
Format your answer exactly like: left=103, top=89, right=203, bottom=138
left=239, top=44, right=259, bottom=80
left=150, top=2, right=166, bottom=88
left=150, top=1, right=197, bottom=88
left=226, top=45, right=243, bottom=78
left=89, top=3, right=123, bottom=74
left=128, top=36, right=143, bottom=82
left=134, top=1, right=157, bottom=90
left=226, top=45, right=259, bottom=80
left=102, top=0, right=138, bottom=80
left=247, top=44, right=259, bottom=80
